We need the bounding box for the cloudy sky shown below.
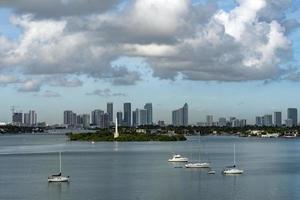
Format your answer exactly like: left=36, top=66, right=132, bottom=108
left=0, top=0, right=299, bottom=124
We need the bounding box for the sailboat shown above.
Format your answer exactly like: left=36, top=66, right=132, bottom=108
left=222, top=144, right=244, bottom=174
left=185, top=135, right=210, bottom=168
left=48, top=152, right=70, bottom=182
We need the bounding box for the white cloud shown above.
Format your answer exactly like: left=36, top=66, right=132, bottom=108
left=0, top=0, right=298, bottom=85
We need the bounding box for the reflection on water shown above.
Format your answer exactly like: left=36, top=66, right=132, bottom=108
left=0, top=135, right=300, bottom=200
left=48, top=182, right=70, bottom=200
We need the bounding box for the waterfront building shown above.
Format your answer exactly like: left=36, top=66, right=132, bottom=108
left=218, top=117, right=227, bottom=127
left=29, top=110, right=37, bottom=126
left=139, top=109, right=148, bottom=125
left=132, top=109, right=139, bottom=127
left=144, top=103, right=153, bottom=125
left=263, top=114, right=273, bottom=127
left=82, top=114, right=90, bottom=128
left=24, top=113, right=30, bottom=126
left=274, top=112, right=282, bottom=127
left=100, top=113, right=109, bottom=128
left=287, top=108, right=297, bottom=127
left=12, top=112, right=23, bottom=126
left=64, top=110, right=74, bottom=125
left=91, top=109, right=104, bottom=126
left=158, top=120, right=165, bottom=127
left=240, top=119, right=247, bottom=127
left=107, top=102, right=113, bottom=124
left=255, top=116, right=262, bottom=126
left=206, top=115, right=213, bottom=126
left=116, top=112, right=123, bottom=126
left=172, top=103, right=188, bottom=126
left=123, top=103, right=132, bottom=127
left=286, top=118, right=293, bottom=127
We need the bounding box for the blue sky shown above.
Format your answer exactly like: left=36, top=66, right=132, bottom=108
left=0, top=0, right=299, bottom=125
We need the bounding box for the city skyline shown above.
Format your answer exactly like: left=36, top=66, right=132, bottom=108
left=8, top=103, right=300, bottom=127
left=0, top=0, right=299, bottom=125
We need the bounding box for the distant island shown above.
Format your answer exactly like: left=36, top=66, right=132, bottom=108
left=68, top=132, right=187, bottom=142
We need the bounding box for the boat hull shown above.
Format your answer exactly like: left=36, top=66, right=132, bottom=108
left=168, top=158, right=188, bottom=162
left=48, top=176, right=69, bottom=182
left=185, top=162, right=210, bottom=168
left=222, top=168, right=244, bottom=174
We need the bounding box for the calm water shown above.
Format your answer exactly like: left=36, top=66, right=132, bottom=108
left=0, top=134, right=300, bottom=200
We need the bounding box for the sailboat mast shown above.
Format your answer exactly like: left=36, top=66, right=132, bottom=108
left=59, top=152, right=62, bottom=173
left=233, top=144, right=236, bottom=166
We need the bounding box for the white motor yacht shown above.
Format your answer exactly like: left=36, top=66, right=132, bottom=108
left=168, top=154, right=188, bottom=162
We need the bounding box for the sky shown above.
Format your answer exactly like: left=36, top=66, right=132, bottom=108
left=0, top=0, right=299, bottom=125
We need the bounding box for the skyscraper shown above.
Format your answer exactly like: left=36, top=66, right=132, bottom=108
left=172, top=103, right=188, bottom=126
left=255, top=116, right=262, bottom=126
left=139, top=109, right=148, bottom=125
left=29, top=110, right=37, bottom=126
left=12, top=112, right=23, bottom=126
left=274, top=112, right=282, bottom=127
left=206, top=115, right=213, bottom=126
left=64, top=110, right=74, bottom=125
left=107, top=102, right=113, bottom=124
left=91, top=109, right=104, bottom=126
left=263, top=114, right=273, bottom=127
left=287, top=108, right=298, bottom=127
left=144, top=103, right=153, bottom=125
left=132, top=109, right=140, bottom=127
left=182, top=103, right=188, bottom=126
left=82, top=114, right=90, bottom=128
left=123, top=103, right=131, bottom=127
left=117, top=112, right=123, bottom=126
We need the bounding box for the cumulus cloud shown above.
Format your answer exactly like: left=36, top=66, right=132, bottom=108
left=18, top=79, right=42, bottom=92
left=0, top=75, right=19, bottom=85
left=0, top=0, right=298, bottom=85
left=0, top=0, right=119, bottom=18
left=86, top=89, right=126, bottom=97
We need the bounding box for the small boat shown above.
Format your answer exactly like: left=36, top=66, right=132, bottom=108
left=91, top=141, right=95, bottom=144
left=208, top=170, right=216, bottom=174
left=48, top=152, right=70, bottom=182
left=222, top=144, right=244, bottom=175
left=168, top=154, right=188, bottom=162
left=185, top=162, right=210, bottom=168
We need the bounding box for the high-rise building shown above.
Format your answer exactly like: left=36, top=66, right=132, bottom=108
left=218, top=117, right=227, bottom=127
left=206, top=115, right=213, bottom=126
left=274, top=111, right=282, bottom=127
left=287, top=108, right=298, bottom=127
left=263, top=114, right=273, bottom=127
left=286, top=118, right=293, bottom=127
left=117, top=112, right=123, bottom=126
left=132, top=109, right=139, bottom=127
left=100, top=113, right=109, bottom=128
left=82, top=114, right=90, bottom=128
left=172, top=103, right=188, bottom=126
left=139, top=109, right=148, bottom=125
left=24, top=113, right=30, bottom=126
left=255, top=116, right=262, bottom=126
left=183, top=103, right=188, bottom=126
left=91, top=109, right=104, bottom=126
left=240, top=119, right=247, bottom=127
left=64, top=110, right=74, bottom=125
left=123, top=103, right=131, bottom=127
left=144, top=103, right=153, bottom=125
left=12, top=112, right=23, bottom=125
left=29, top=110, right=37, bottom=126
left=107, top=102, right=113, bottom=124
